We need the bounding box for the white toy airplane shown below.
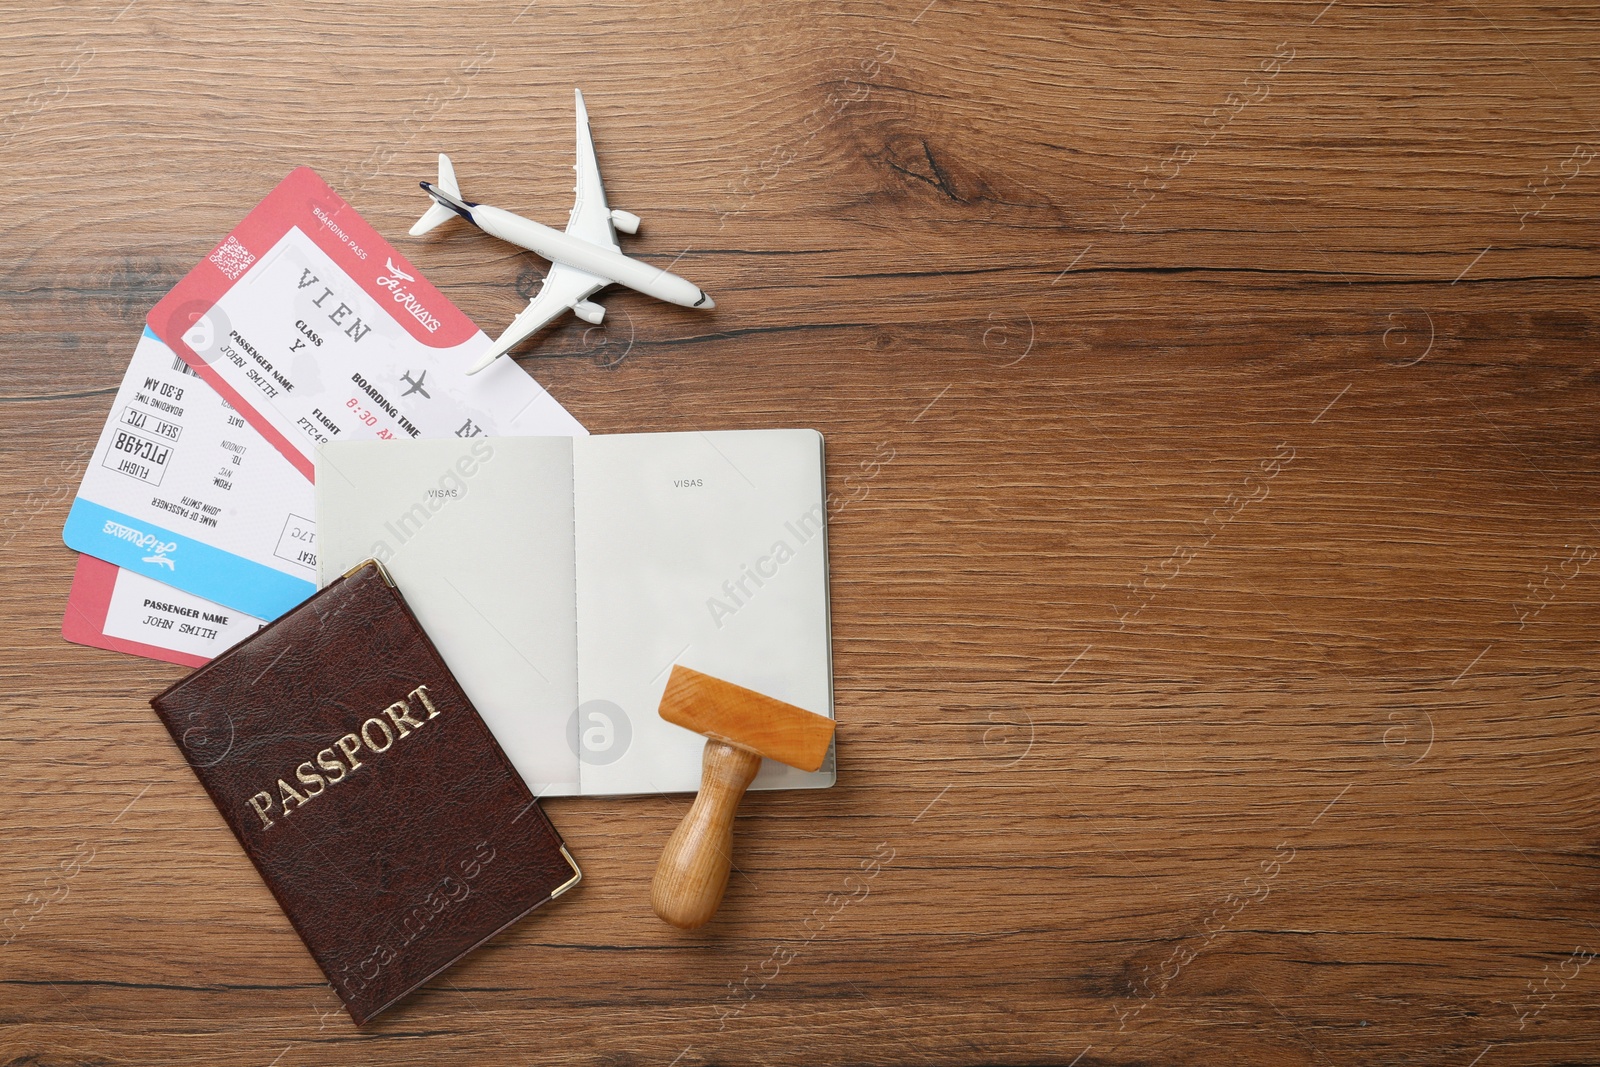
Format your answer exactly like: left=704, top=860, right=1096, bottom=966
left=410, top=89, right=714, bottom=374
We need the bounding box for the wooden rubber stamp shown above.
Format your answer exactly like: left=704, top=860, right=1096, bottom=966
left=651, top=665, right=836, bottom=929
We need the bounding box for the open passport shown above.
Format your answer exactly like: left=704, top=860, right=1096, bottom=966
left=314, top=429, right=835, bottom=798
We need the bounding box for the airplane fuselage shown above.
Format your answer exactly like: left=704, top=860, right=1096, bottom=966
left=465, top=204, right=709, bottom=308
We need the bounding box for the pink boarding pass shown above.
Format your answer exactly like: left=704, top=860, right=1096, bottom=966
left=148, top=167, right=584, bottom=482
left=62, top=553, right=265, bottom=668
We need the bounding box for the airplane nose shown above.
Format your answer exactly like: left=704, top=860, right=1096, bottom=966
left=694, top=290, right=715, bottom=309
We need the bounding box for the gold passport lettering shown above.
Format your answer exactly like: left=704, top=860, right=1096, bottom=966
left=245, top=684, right=440, bottom=830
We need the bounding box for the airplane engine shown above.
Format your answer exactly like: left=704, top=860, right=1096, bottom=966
left=574, top=300, right=606, bottom=325
left=609, top=209, right=641, bottom=234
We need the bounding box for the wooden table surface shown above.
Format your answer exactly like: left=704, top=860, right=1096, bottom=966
left=4, top=1, right=1598, bottom=1064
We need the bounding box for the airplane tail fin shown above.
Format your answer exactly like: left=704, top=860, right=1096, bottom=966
left=409, top=154, right=467, bottom=236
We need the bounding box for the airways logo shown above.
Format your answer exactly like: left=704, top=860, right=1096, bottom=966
left=103, top=518, right=179, bottom=571
left=375, top=259, right=442, bottom=334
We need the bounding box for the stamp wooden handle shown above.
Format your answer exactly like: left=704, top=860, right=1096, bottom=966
left=651, top=739, right=764, bottom=929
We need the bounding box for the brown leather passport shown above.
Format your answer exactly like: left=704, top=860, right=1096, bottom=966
left=150, top=560, right=580, bottom=1025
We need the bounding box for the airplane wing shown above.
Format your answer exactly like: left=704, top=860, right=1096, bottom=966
left=564, top=89, right=621, bottom=252
left=466, top=262, right=608, bottom=374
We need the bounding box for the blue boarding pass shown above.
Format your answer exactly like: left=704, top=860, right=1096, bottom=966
left=62, top=329, right=318, bottom=620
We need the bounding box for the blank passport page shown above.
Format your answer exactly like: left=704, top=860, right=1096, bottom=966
left=317, top=429, right=833, bottom=797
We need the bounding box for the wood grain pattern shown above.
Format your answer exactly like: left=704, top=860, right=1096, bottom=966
left=4, top=0, right=1600, bottom=1063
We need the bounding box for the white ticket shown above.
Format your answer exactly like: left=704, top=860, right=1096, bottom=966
left=62, top=330, right=318, bottom=619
